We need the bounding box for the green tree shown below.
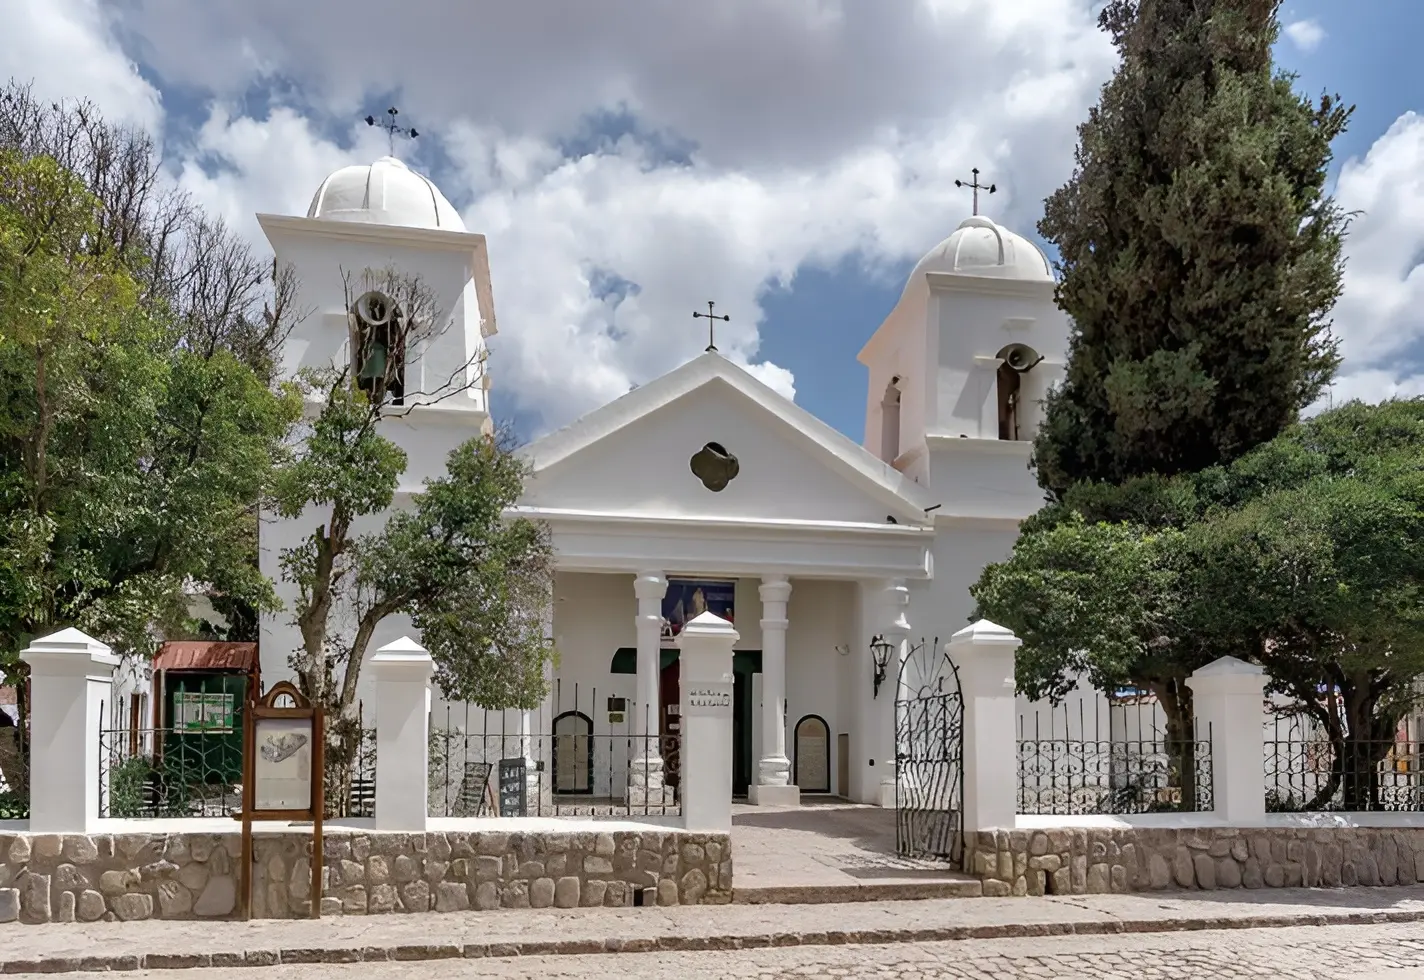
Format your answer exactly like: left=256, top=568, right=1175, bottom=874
left=975, top=400, right=1424, bottom=811
left=0, top=150, right=299, bottom=799
left=1033, top=0, right=1351, bottom=497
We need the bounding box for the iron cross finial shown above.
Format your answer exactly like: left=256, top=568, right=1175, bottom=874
left=365, top=106, right=419, bottom=157
left=954, top=167, right=997, bottom=216
left=692, top=300, right=731, bottom=353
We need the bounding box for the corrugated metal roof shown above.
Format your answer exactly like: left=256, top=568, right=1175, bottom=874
left=154, top=641, right=258, bottom=673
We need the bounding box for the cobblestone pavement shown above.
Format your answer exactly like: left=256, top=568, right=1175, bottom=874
left=50, top=922, right=1424, bottom=978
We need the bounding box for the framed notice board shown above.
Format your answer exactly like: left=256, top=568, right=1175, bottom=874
left=236, top=681, right=325, bottom=919
left=498, top=757, right=528, bottom=817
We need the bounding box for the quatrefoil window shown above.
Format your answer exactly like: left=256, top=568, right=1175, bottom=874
left=690, top=441, right=739, bottom=492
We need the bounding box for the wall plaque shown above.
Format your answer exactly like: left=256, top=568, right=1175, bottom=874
left=685, top=681, right=733, bottom=713
left=498, top=757, right=528, bottom=817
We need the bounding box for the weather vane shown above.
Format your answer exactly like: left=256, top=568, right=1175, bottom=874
left=954, top=167, right=996, bottom=216
left=693, top=301, right=730, bottom=353
left=365, top=106, right=418, bottom=156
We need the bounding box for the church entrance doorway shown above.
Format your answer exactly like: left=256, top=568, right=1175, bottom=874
left=612, top=647, right=759, bottom=800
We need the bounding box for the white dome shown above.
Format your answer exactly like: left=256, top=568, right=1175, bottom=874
left=906, top=215, right=1052, bottom=290
left=307, top=156, right=465, bottom=231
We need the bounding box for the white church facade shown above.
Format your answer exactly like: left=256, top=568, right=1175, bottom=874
left=254, top=155, right=1070, bottom=811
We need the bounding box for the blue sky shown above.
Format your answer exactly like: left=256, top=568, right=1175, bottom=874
left=766, top=1, right=1424, bottom=438
left=7, top=1, right=1422, bottom=443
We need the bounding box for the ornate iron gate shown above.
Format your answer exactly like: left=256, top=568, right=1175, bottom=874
left=894, top=637, right=965, bottom=866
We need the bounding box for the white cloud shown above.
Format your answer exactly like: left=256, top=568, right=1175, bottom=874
left=2, top=0, right=162, bottom=129
left=1284, top=19, right=1326, bottom=52
left=63, top=0, right=1114, bottom=433
left=1323, top=112, right=1424, bottom=408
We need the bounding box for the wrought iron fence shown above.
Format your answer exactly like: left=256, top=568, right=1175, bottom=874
left=0, top=711, right=28, bottom=820
left=430, top=680, right=680, bottom=819
left=325, top=702, right=377, bottom=819
left=1017, top=692, right=1214, bottom=815
left=1266, top=710, right=1424, bottom=812
left=98, top=698, right=243, bottom=818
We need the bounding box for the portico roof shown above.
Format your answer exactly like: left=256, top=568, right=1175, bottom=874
left=512, top=352, right=937, bottom=579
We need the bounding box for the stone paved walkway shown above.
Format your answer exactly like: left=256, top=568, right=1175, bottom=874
left=8, top=887, right=1424, bottom=973
left=730, top=801, right=978, bottom=901
left=34, top=922, right=1424, bottom=978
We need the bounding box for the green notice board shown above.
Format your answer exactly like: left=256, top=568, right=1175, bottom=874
left=163, top=673, right=247, bottom=783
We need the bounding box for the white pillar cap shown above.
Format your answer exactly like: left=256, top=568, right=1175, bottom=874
left=20, top=627, right=119, bottom=673
left=948, top=619, right=1022, bottom=649
left=675, top=611, right=740, bottom=645
left=371, top=636, right=434, bottom=675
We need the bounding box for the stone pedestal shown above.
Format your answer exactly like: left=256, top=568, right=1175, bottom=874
left=951, top=619, right=1021, bottom=834
left=21, top=628, right=119, bottom=833
left=677, top=612, right=738, bottom=833
left=1187, top=656, right=1267, bottom=824
left=371, top=637, right=433, bottom=832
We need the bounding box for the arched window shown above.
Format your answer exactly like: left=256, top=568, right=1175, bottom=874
left=353, top=290, right=407, bottom=406
left=996, top=362, right=1020, bottom=441
left=880, top=378, right=902, bottom=463
left=995, top=344, right=1042, bottom=441
left=552, top=711, right=593, bottom=795
left=793, top=715, right=832, bottom=793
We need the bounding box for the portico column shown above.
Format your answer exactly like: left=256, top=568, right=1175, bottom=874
left=750, top=575, right=799, bottom=806
left=877, top=579, right=911, bottom=808
left=630, top=570, right=671, bottom=806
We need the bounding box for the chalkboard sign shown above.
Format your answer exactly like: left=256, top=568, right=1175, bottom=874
left=498, top=757, right=528, bottom=817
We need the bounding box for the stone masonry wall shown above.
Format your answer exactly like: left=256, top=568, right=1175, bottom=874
left=966, top=827, right=1424, bottom=896
left=0, top=829, right=731, bottom=924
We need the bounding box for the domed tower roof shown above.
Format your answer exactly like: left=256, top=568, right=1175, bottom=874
left=307, top=156, right=465, bottom=231
left=904, top=215, right=1053, bottom=294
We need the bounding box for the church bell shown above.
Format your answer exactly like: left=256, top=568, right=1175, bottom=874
left=358, top=340, right=388, bottom=382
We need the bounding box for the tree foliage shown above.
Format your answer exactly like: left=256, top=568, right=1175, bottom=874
left=1032, top=0, right=1351, bottom=497
left=975, top=400, right=1424, bottom=808
left=0, top=146, right=300, bottom=773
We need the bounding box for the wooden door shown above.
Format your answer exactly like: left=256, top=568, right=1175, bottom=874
left=659, top=660, right=681, bottom=790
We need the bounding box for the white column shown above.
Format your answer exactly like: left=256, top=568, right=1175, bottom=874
left=678, top=611, right=738, bottom=832
left=371, top=636, right=433, bottom=832
left=952, top=620, right=1022, bottom=834
left=21, top=628, right=119, bottom=832
left=750, top=575, right=798, bottom=806
left=876, top=579, right=911, bottom=808
left=1187, top=656, right=1267, bottom=825
left=630, top=569, right=671, bottom=807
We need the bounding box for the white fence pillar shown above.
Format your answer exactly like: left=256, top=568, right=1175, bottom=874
left=678, top=611, right=738, bottom=832
left=371, top=636, right=433, bottom=832
left=951, top=620, right=1021, bottom=834
left=21, top=628, right=119, bottom=832
left=1187, top=656, right=1266, bottom=825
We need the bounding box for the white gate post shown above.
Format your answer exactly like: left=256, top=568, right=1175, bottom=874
left=21, top=628, right=119, bottom=832
left=1187, top=656, right=1266, bottom=824
left=677, top=611, right=738, bottom=832
left=371, top=636, right=433, bottom=832
left=950, top=620, right=1021, bottom=834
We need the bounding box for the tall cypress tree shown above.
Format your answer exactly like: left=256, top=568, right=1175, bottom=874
left=1033, top=0, right=1351, bottom=498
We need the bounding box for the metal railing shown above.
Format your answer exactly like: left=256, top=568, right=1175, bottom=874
left=429, top=680, right=681, bottom=819
left=1266, top=710, right=1424, bottom=812
left=1017, top=693, right=1214, bottom=815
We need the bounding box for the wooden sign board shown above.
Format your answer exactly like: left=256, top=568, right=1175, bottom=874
left=236, top=681, right=325, bottom=920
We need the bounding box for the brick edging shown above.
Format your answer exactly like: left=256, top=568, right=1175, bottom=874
left=5, top=909, right=1424, bottom=973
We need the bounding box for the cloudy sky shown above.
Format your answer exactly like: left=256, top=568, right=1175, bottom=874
left=4, top=0, right=1422, bottom=439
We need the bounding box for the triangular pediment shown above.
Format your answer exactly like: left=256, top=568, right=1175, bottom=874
left=519, top=353, right=936, bottom=527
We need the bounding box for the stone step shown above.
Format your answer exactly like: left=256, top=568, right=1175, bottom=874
left=732, top=878, right=984, bottom=904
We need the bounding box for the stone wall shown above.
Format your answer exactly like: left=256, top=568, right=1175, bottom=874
left=0, top=828, right=731, bottom=924
left=966, top=827, right=1424, bottom=896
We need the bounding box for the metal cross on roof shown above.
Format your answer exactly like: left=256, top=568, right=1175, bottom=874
left=692, top=300, right=730, bottom=353
left=954, top=167, right=997, bottom=215
left=365, top=106, right=419, bottom=156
